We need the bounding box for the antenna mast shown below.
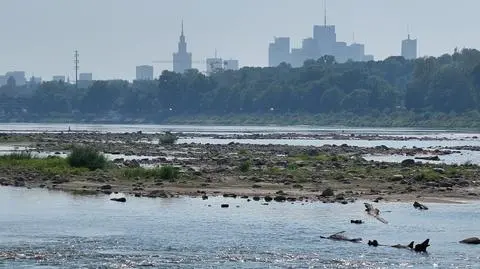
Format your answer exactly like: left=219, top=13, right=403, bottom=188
left=324, top=0, right=327, bottom=26
left=74, top=50, right=79, bottom=88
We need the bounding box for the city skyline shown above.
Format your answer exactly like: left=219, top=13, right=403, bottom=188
left=0, top=0, right=478, bottom=80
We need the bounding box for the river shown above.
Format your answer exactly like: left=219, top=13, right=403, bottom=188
left=0, top=187, right=479, bottom=268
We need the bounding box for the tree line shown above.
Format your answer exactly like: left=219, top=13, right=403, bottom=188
left=2, top=48, right=480, bottom=123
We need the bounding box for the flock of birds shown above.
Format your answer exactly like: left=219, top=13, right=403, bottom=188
left=320, top=202, right=480, bottom=253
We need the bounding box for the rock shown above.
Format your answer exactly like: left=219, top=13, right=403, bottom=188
left=240, top=195, right=249, bottom=199
left=100, top=184, right=112, bottom=190
left=459, top=237, right=480, bottom=244
left=321, top=188, right=334, bottom=197
left=221, top=204, right=229, bottom=208
left=391, top=174, right=404, bottom=181
left=433, top=168, right=445, bottom=174
left=350, top=220, right=363, bottom=224
left=147, top=190, right=169, bottom=198
left=202, top=195, right=208, bottom=200
left=110, top=197, right=126, bottom=202
left=223, top=193, right=237, bottom=198
left=401, top=159, right=415, bottom=167
left=264, top=196, right=273, bottom=202
left=413, top=201, right=428, bottom=210
left=439, top=182, right=453, bottom=188
left=252, top=196, right=260, bottom=201
left=415, top=156, right=440, bottom=161
left=274, top=196, right=286, bottom=202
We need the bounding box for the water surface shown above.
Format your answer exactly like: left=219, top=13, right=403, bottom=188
left=0, top=187, right=478, bottom=268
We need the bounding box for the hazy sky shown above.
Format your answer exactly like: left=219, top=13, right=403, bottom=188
left=1, top=0, right=478, bottom=81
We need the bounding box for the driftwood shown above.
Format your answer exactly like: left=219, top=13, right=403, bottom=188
left=413, top=201, right=429, bottom=210
left=368, top=240, right=429, bottom=253
left=320, top=231, right=362, bottom=243
left=364, top=203, right=388, bottom=224
left=459, top=237, right=480, bottom=244
left=414, top=239, right=430, bottom=252
left=392, top=241, right=414, bottom=249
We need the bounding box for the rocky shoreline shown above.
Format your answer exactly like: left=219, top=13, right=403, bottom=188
left=0, top=132, right=479, bottom=204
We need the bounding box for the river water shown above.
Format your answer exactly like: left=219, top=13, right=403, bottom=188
left=0, top=187, right=479, bottom=268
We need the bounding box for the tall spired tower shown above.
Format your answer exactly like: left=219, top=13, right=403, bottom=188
left=173, top=21, right=192, bottom=73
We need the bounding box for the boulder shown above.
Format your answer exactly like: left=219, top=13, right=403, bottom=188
left=221, top=204, right=229, bottom=208
left=401, top=159, right=415, bottom=167
left=391, top=174, right=404, bottom=181
left=274, top=196, right=286, bottom=202
left=321, top=188, right=334, bottom=197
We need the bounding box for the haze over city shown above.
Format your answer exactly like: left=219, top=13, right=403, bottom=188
left=1, top=0, right=479, bottom=80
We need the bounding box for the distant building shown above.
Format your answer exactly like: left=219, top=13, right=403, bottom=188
left=52, top=76, right=65, bottom=82
left=401, top=35, right=417, bottom=60
left=268, top=37, right=290, bottom=67
left=28, top=76, right=42, bottom=87
left=79, top=73, right=93, bottom=81
left=363, top=54, right=375, bottom=62
left=0, top=75, right=6, bottom=87
left=135, top=65, right=154, bottom=80
left=206, top=58, right=223, bottom=75
left=290, top=48, right=306, bottom=68
left=77, top=73, right=94, bottom=89
left=348, top=43, right=365, bottom=62
left=173, top=21, right=192, bottom=73
left=302, top=38, right=319, bottom=62
left=313, top=24, right=337, bottom=56
left=5, top=71, right=26, bottom=86
left=223, top=59, right=239, bottom=71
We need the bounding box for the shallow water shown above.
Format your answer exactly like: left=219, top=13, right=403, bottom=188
left=0, top=187, right=479, bottom=268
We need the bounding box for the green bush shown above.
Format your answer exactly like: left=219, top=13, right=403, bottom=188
left=158, top=165, right=178, bottom=180
left=159, top=131, right=178, bottom=145
left=67, top=145, right=107, bottom=171
left=122, top=165, right=179, bottom=180
left=239, top=160, right=251, bottom=172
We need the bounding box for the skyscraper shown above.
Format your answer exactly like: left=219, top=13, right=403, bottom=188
left=268, top=37, right=290, bottom=67
left=173, top=21, right=192, bottom=73
left=401, top=35, right=417, bottom=60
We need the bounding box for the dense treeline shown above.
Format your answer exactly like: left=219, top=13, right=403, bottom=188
left=2, top=48, right=480, bottom=125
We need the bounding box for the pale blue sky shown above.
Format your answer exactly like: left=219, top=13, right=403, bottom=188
left=0, top=0, right=478, bottom=80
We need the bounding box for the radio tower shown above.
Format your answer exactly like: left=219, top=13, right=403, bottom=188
left=74, top=50, right=79, bottom=88
left=324, top=0, right=327, bottom=26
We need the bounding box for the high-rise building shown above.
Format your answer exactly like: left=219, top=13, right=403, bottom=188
left=401, top=35, right=417, bottom=60
left=0, top=75, right=6, bottom=87
left=290, top=48, right=306, bottom=68
left=79, top=73, right=93, bottom=81
left=206, top=58, right=223, bottom=75
left=313, top=25, right=336, bottom=56
left=302, top=38, right=319, bottom=62
left=223, top=59, right=239, bottom=71
left=136, top=65, right=154, bottom=80
left=173, top=21, right=192, bottom=73
left=348, top=43, right=365, bottom=62
left=268, top=37, right=290, bottom=67
left=5, top=71, right=26, bottom=86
